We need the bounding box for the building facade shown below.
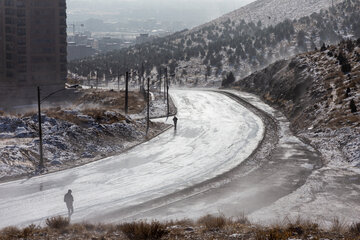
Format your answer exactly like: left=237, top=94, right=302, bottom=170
left=0, top=0, right=67, bottom=106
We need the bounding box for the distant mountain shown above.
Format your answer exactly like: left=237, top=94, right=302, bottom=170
left=69, top=0, right=359, bottom=87
left=194, top=0, right=344, bottom=31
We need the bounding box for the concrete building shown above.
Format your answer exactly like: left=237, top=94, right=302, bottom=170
left=0, top=0, right=67, bottom=106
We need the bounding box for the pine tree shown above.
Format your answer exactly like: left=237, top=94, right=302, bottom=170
left=350, top=99, right=357, bottom=113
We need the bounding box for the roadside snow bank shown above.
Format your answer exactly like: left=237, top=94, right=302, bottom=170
left=0, top=109, right=168, bottom=181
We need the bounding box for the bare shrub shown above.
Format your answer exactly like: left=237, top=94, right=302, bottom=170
left=349, top=222, right=360, bottom=234
left=118, top=220, right=167, bottom=240
left=166, top=218, right=194, bottom=227
left=197, top=214, right=227, bottom=230
left=46, top=216, right=70, bottom=229
left=255, top=227, right=292, bottom=240
left=21, top=224, right=38, bottom=238
left=330, top=217, right=347, bottom=233
left=0, top=226, right=21, bottom=239
left=234, top=213, right=250, bottom=225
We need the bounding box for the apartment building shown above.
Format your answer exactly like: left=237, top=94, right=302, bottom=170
left=0, top=0, right=67, bottom=106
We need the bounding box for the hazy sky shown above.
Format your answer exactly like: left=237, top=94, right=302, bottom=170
left=67, top=0, right=256, bottom=27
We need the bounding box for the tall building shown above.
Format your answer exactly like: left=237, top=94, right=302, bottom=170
left=0, top=0, right=67, bottom=106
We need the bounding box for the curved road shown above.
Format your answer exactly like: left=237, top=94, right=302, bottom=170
left=0, top=90, right=265, bottom=228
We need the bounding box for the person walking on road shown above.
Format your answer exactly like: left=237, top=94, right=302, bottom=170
left=173, top=116, right=178, bottom=130
left=64, top=189, right=74, bottom=217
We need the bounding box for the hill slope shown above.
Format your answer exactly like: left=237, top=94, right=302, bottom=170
left=233, top=39, right=360, bottom=165
left=68, top=0, right=360, bottom=87
left=193, top=0, right=344, bottom=31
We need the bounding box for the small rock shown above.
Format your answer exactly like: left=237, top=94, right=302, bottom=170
left=50, top=160, right=62, bottom=166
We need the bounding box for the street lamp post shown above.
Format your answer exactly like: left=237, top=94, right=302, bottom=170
left=37, top=85, right=77, bottom=170
left=37, top=87, right=44, bottom=169
left=125, top=71, right=129, bottom=114
left=146, top=77, right=150, bottom=135
left=163, top=68, right=167, bottom=102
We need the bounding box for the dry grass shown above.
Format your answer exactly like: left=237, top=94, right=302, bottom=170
left=350, top=222, right=360, bottom=234
left=1, top=215, right=360, bottom=240
left=44, top=108, right=127, bottom=125
left=45, top=216, right=70, bottom=229
left=77, top=90, right=146, bottom=114
left=197, top=214, right=227, bottom=230
left=117, top=220, right=168, bottom=240
left=0, top=225, right=41, bottom=240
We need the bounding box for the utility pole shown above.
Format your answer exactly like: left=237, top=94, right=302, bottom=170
left=96, top=70, right=99, bottom=89
left=166, top=71, right=169, bottom=117
left=105, top=63, right=109, bottom=87
left=163, top=67, right=167, bottom=102
left=146, top=77, right=150, bottom=135
left=125, top=71, right=129, bottom=114
left=37, top=87, right=44, bottom=170
left=117, top=68, right=121, bottom=91
left=159, top=68, right=162, bottom=94
left=141, top=62, right=144, bottom=92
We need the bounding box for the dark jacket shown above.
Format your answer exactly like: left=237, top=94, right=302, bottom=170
left=64, top=193, right=74, bottom=204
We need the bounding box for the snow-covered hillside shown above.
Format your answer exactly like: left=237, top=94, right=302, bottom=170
left=0, top=90, right=174, bottom=181
left=69, top=0, right=359, bottom=89
left=233, top=39, right=360, bottom=166
left=196, top=0, right=344, bottom=30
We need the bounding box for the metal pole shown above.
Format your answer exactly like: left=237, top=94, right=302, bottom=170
left=163, top=68, right=167, bottom=102
left=159, top=68, right=162, bottom=94
left=146, top=77, right=150, bottom=135
left=141, top=62, right=144, bottom=91
left=125, top=71, right=129, bottom=114
left=96, top=70, right=99, bottom=89
left=166, top=72, right=169, bottom=117
left=37, top=87, right=44, bottom=170
left=117, top=69, right=120, bottom=91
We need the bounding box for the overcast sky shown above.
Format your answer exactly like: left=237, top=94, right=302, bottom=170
left=67, top=0, right=256, bottom=27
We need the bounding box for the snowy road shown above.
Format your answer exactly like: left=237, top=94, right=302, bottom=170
left=0, top=90, right=265, bottom=228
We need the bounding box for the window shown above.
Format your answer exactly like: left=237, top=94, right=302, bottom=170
left=5, top=26, right=13, bottom=34
left=5, top=0, right=13, bottom=7
left=17, top=47, right=26, bottom=54
left=6, top=71, right=14, bottom=78
left=17, top=9, right=25, bottom=17
left=17, top=28, right=25, bottom=36
left=16, top=0, right=25, bottom=8
left=5, top=8, right=15, bottom=15
left=17, top=37, right=26, bottom=45
left=6, top=62, right=14, bottom=69
left=17, top=18, right=25, bottom=27
left=6, top=35, right=14, bottom=41
left=18, top=56, right=26, bottom=64
left=5, top=17, right=14, bottom=24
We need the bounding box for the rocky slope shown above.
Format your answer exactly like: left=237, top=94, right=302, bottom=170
left=0, top=90, right=175, bottom=181
left=232, top=39, right=360, bottom=165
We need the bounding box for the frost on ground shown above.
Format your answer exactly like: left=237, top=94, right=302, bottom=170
left=0, top=89, right=172, bottom=181
left=232, top=40, right=360, bottom=225
left=234, top=39, right=360, bottom=167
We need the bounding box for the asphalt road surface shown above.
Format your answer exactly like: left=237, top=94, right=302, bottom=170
left=0, top=90, right=266, bottom=228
